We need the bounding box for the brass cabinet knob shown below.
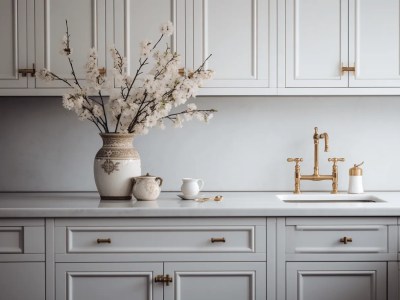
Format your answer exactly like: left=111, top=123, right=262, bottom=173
left=155, top=274, right=173, bottom=286
left=340, top=236, right=353, bottom=244
left=96, top=238, right=111, bottom=244
left=211, top=237, right=226, bottom=243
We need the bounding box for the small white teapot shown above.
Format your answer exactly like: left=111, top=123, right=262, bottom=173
left=132, top=173, right=163, bottom=201
left=181, top=178, right=204, bottom=197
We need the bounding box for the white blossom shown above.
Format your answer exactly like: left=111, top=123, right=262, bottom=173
left=36, top=68, right=55, bottom=81
left=62, top=94, right=75, bottom=110
left=140, top=40, right=152, bottom=57
left=59, top=34, right=72, bottom=56
left=92, top=104, right=104, bottom=118
left=160, top=21, right=174, bottom=36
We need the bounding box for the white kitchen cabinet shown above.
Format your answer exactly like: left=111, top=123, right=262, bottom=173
left=283, top=0, right=400, bottom=90
left=34, top=0, right=108, bottom=89
left=56, top=263, right=163, bottom=300
left=284, top=0, right=348, bottom=88
left=286, top=261, right=387, bottom=300
left=164, top=262, right=266, bottom=300
left=113, top=0, right=184, bottom=76
left=348, top=0, right=400, bottom=87
left=0, top=0, right=35, bottom=89
left=191, top=0, right=277, bottom=95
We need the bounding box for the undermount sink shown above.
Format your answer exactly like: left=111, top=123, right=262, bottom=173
left=277, top=194, right=385, bottom=203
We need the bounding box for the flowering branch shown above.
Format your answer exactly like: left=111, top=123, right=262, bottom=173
left=36, top=20, right=216, bottom=135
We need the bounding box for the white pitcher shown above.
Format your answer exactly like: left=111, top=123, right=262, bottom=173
left=181, top=178, right=204, bottom=197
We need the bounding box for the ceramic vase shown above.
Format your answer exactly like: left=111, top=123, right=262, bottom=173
left=94, top=133, right=141, bottom=200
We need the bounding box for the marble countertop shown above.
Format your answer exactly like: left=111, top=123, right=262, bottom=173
left=1, top=192, right=400, bottom=217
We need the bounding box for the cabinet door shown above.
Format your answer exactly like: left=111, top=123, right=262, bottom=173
left=287, top=262, right=387, bottom=300
left=113, top=0, right=185, bottom=77
left=0, top=262, right=45, bottom=300
left=56, top=263, right=163, bottom=300
left=0, top=0, right=31, bottom=88
left=164, top=262, right=266, bottom=300
left=34, top=0, right=107, bottom=88
left=285, top=0, right=349, bottom=87
left=192, top=0, right=272, bottom=94
left=349, top=0, right=400, bottom=87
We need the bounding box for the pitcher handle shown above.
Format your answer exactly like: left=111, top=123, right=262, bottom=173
left=156, top=177, right=163, bottom=187
left=197, top=179, right=204, bottom=191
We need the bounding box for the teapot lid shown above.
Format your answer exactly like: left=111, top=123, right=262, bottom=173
left=138, top=173, right=156, bottom=178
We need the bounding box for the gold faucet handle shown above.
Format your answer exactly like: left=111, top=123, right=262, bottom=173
left=287, top=158, right=303, bottom=165
left=328, top=158, right=345, bottom=165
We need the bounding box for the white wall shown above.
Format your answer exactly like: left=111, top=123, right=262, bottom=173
left=1, top=96, right=399, bottom=192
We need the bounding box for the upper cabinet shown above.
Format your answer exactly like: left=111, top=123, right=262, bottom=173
left=282, top=0, right=400, bottom=91
left=190, top=0, right=277, bottom=95
left=349, top=0, right=400, bottom=87
left=2, top=0, right=400, bottom=95
left=34, top=0, right=108, bottom=89
left=0, top=0, right=34, bottom=89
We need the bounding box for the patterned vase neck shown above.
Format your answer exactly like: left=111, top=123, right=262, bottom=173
left=95, top=133, right=139, bottom=160
left=99, top=133, right=135, bottom=148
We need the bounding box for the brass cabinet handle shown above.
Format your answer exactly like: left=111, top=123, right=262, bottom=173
left=97, top=238, right=111, bottom=244
left=340, top=236, right=353, bottom=244
left=211, top=237, right=226, bottom=243
left=155, top=274, right=173, bottom=286
left=341, top=64, right=355, bottom=75
left=19, top=63, right=36, bottom=77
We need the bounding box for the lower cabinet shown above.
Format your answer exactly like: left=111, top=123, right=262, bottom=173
left=0, top=262, right=45, bottom=300
left=164, top=262, right=266, bottom=300
left=56, top=262, right=266, bottom=300
left=56, top=263, right=163, bottom=300
left=286, top=262, right=387, bottom=300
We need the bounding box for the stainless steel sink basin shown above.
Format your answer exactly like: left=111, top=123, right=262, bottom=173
left=276, top=194, right=385, bottom=203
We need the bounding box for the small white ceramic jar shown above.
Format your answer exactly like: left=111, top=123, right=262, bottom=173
left=181, top=178, right=204, bottom=197
left=132, top=173, right=163, bottom=201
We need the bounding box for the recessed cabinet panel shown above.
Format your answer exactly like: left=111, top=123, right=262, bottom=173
left=56, top=263, right=163, bottom=300
left=35, top=0, right=107, bottom=88
left=0, top=262, right=45, bottom=300
left=0, top=0, right=28, bottom=88
left=164, top=262, right=266, bottom=300
left=285, top=0, right=348, bottom=87
left=65, top=226, right=256, bottom=253
left=121, top=0, right=177, bottom=75
left=287, top=262, right=387, bottom=300
left=193, top=0, right=270, bottom=89
left=286, top=225, right=388, bottom=254
left=349, top=0, right=400, bottom=87
left=0, top=227, right=23, bottom=253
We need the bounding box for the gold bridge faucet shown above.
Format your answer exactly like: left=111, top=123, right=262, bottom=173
left=287, top=127, right=345, bottom=194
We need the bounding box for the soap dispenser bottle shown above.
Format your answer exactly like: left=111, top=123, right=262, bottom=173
left=348, top=162, right=364, bottom=194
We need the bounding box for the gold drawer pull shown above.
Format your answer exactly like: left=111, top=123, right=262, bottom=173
left=340, top=237, right=353, bottom=244
left=211, top=237, right=226, bottom=243
left=155, top=274, right=173, bottom=286
left=97, top=238, right=111, bottom=244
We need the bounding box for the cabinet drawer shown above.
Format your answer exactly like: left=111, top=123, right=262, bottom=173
left=0, top=219, right=45, bottom=254
left=286, top=223, right=388, bottom=254
left=65, top=226, right=256, bottom=253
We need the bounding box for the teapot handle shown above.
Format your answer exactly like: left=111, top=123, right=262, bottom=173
left=156, top=177, right=163, bottom=187
left=131, top=178, right=136, bottom=186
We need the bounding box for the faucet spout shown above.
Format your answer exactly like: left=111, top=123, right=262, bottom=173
left=319, top=132, right=329, bottom=152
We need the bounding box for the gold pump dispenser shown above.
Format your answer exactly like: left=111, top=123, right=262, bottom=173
left=349, top=162, right=364, bottom=176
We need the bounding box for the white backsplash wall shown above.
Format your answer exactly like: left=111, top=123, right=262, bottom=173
left=1, top=96, right=400, bottom=192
